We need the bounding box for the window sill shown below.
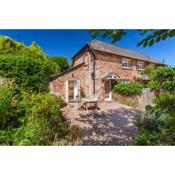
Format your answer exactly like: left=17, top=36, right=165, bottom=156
left=137, top=68, right=144, bottom=71
left=122, top=67, right=132, bottom=70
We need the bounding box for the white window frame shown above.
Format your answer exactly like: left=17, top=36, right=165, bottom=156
left=122, top=58, right=132, bottom=69
left=65, top=80, right=80, bottom=102
left=137, top=61, right=145, bottom=70
left=120, top=79, right=129, bottom=84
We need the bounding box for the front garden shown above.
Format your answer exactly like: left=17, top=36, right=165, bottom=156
left=113, top=66, right=175, bottom=145
left=0, top=36, right=80, bottom=145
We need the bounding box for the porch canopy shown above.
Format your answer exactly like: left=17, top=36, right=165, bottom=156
left=102, top=72, right=120, bottom=81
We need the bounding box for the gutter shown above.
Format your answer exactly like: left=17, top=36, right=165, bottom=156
left=88, top=44, right=96, bottom=95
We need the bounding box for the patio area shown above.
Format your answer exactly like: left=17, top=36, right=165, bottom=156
left=62, top=102, right=142, bottom=145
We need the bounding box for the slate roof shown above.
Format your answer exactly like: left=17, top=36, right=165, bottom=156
left=88, top=40, right=164, bottom=65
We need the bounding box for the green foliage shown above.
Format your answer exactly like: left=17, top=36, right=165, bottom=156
left=48, top=56, right=69, bottom=72
left=0, top=85, right=19, bottom=130
left=143, top=66, right=175, bottom=93
left=89, top=29, right=175, bottom=47
left=0, top=84, right=21, bottom=145
left=0, top=89, right=81, bottom=145
left=137, top=30, right=175, bottom=47
left=89, top=29, right=126, bottom=43
left=0, top=35, right=80, bottom=145
left=154, top=93, right=175, bottom=115
left=0, top=54, right=59, bottom=92
left=14, top=93, right=62, bottom=145
left=135, top=129, right=162, bottom=145
left=0, top=36, right=46, bottom=59
left=136, top=66, right=175, bottom=145
left=113, top=83, right=143, bottom=96
left=135, top=93, right=175, bottom=145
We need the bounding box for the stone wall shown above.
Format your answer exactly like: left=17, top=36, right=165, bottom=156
left=138, top=88, right=156, bottom=108
left=94, top=51, right=142, bottom=100
left=50, top=51, right=93, bottom=101
left=113, top=88, right=156, bottom=110
left=50, top=48, right=156, bottom=102
left=113, top=93, right=141, bottom=108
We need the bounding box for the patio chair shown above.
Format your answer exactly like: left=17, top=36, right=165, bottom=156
left=92, top=94, right=100, bottom=110
left=76, top=96, right=84, bottom=110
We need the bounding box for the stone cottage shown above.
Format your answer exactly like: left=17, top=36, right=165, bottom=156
left=50, top=40, right=164, bottom=102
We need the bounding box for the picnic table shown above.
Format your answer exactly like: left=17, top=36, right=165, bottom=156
left=82, top=98, right=98, bottom=110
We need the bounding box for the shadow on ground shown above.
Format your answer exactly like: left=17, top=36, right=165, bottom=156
left=77, top=107, right=141, bottom=145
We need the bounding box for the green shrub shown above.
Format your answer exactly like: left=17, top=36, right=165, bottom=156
left=48, top=56, right=70, bottom=72
left=137, top=112, right=157, bottom=131
left=14, top=92, right=62, bottom=145
left=154, top=93, right=175, bottom=116
left=135, top=93, right=175, bottom=145
left=135, top=129, right=162, bottom=145
left=142, top=66, right=175, bottom=93
left=0, top=54, right=59, bottom=92
left=0, top=84, right=22, bottom=145
left=113, top=83, right=143, bottom=96
left=0, top=85, right=20, bottom=130
left=0, top=36, right=46, bottom=59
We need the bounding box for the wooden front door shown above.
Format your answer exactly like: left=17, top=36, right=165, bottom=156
left=104, top=80, right=112, bottom=101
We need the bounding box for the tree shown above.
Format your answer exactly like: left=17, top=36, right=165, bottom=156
left=0, top=35, right=46, bottom=59
left=0, top=36, right=60, bottom=92
left=48, top=56, right=69, bottom=72
left=89, top=29, right=175, bottom=47
left=143, top=66, right=175, bottom=93
left=0, top=35, right=81, bottom=146
left=0, top=54, right=59, bottom=92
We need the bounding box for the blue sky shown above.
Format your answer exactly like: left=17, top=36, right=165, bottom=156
left=0, top=29, right=174, bottom=66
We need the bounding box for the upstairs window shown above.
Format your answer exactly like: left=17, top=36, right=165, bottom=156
left=137, top=61, right=145, bottom=70
left=122, top=58, right=132, bottom=68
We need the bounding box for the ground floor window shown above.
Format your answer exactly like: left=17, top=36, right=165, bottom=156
left=120, top=79, right=129, bottom=84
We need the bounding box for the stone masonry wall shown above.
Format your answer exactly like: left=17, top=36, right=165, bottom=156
left=50, top=49, right=156, bottom=102
left=94, top=51, right=142, bottom=100
left=50, top=51, right=93, bottom=101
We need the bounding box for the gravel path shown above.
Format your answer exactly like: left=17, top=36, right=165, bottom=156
left=62, top=102, right=142, bottom=145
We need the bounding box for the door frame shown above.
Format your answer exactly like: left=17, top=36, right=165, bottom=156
left=104, top=79, right=112, bottom=101
left=65, top=80, right=80, bottom=102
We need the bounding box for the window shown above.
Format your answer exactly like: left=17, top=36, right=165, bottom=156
left=120, top=79, right=129, bottom=84
left=137, top=61, right=145, bottom=70
left=122, top=58, right=132, bottom=68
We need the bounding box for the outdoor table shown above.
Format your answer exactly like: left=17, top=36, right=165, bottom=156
left=82, top=98, right=98, bottom=110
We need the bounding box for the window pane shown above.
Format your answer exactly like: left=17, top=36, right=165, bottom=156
left=122, top=59, right=131, bottom=67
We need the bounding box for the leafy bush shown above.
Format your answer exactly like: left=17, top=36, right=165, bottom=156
left=135, top=93, right=175, bottom=145
left=0, top=84, right=22, bottom=145
left=0, top=36, right=80, bottom=145
left=113, top=83, right=143, bottom=96
left=0, top=54, right=59, bottom=92
left=48, top=56, right=70, bottom=72
left=142, top=66, right=175, bottom=93
left=0, top=85, right=19, bottom=130
left=154, top=93, right=175, bottom=115
left=0, top=36, right=46, bottom=59
left=138, top=112, right=157, bottom=131
left=14, top=93, right=62, bottom=145
left=135, top=129, right=162, bottom=145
